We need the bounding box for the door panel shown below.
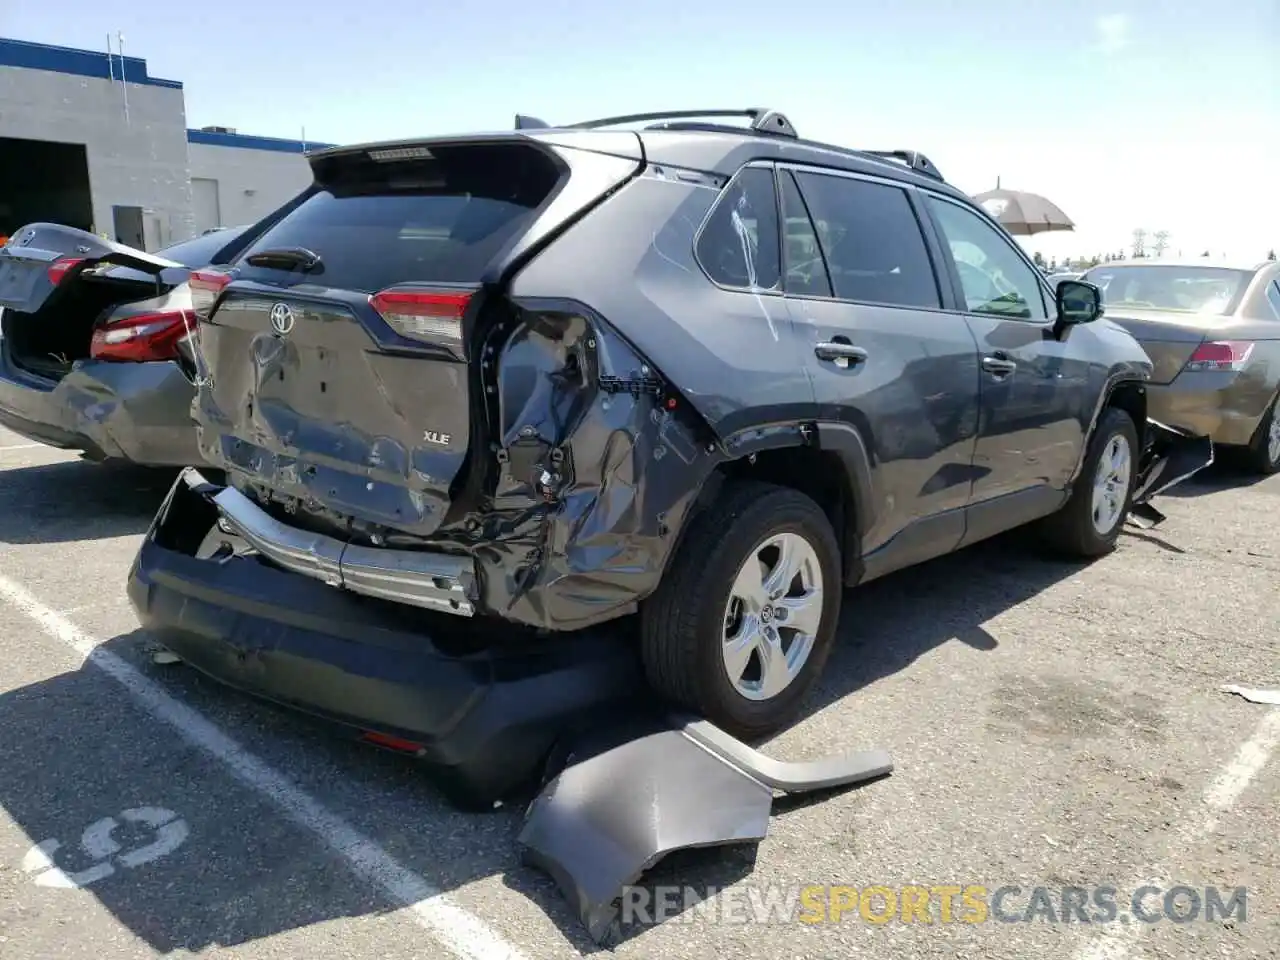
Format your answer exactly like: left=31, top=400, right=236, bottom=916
left=923, top=194, right=1092, bottom=503
left=782, top=169, right=981, bottom=555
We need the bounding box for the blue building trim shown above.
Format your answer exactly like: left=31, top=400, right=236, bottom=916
left=0, top=37, right=183, bottom=89
left=186, top=129, right=338, bottom=154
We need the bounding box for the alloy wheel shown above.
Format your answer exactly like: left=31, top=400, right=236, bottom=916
left=1091, top=433, right=1133, bottom=535
left=721, top=532, right=824, bottom=702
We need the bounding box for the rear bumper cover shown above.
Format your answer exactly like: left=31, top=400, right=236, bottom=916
left=1129, top=418, right=1215, bottom=526
left=1144, top=373, right=1273, bottom=447
left=519, top=715, right=894, bottom=942
left=0, top=341, right=202, bottom=466
left=126, top=468, right=643, bottom=804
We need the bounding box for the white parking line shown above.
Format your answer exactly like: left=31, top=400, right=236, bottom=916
left=0, top=572, right=531, bottom=960
left=0, top=442, right=47, bottom=452
left=1073, top=706, right=1280, bottom=960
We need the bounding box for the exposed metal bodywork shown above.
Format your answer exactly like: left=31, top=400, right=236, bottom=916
left=128, top=468, right=646, bottom=808
left=517, top=713, right=894, bottom=943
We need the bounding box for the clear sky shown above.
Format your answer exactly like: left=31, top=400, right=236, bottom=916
left=3, top=0, right=1277, bottom=262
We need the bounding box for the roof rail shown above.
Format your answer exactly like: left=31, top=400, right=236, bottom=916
left=860, top=150, right=945, bottom=183
left=562, top=108, right=798, bottom=139
left=511, top=111, right=945, bottom=184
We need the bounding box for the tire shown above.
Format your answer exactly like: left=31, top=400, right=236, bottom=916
left=640, top=480, right=843, bottom=740
left=1241, top=393, right=1280, bottom=476
left=1039, top=406, right=1140, bottom=558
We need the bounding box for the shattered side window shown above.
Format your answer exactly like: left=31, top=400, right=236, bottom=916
left=695, top=166, right=782, bottom=292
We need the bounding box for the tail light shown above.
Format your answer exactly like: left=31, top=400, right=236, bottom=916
left=48, top=257, right=86, bottom=286
left=189, top=268, right=233, bottom=319
left=90, top=310, right=194, bottom=363
left=370, top=289, right=472, bottom=344
left=1183, top=340, right=1255, bottom=373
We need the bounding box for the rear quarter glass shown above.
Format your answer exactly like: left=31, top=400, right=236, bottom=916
left=234, top=143, right=564, bottom=292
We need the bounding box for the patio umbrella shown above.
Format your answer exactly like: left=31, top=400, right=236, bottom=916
left=971, top=183, right=1075, bottom=236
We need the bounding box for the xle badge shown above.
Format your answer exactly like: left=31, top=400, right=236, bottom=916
left=423, top=431, right=452, bottom=446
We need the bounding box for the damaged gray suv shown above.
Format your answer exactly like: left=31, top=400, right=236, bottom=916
left=124, top=109, right=1210, bottom=805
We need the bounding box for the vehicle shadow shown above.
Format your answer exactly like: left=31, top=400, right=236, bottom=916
left=1160, top=457, right=1275, bottom=498
left=0, top=530, right=1088, bottom=955
left=0, top=459, right=176, bottom=544
left=0, top=631, right=608, bottom=956
left=804, top=529, right=1073, bottom=713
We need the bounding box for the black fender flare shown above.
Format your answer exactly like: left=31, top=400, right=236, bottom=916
left=1067, top=372, right=1148, bottom=486
left=687, top=419, right=876, bottom=587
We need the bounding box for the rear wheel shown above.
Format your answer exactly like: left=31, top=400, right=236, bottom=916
left=1039, top=407, right=1139, bottom=557
left=1241, top=393, right=1280, bottom=476
left=640, top=481, right=842, bottom=740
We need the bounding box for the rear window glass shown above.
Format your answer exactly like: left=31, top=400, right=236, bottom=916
left=235, top=144, right=561, bottom=293
left=1082, top=265, right=1251, bottom=315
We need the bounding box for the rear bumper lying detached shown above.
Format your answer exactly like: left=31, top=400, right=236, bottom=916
left=126, top=468, right=643, bottom=806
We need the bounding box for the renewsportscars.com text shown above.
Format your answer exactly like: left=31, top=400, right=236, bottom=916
left=619, top=883, right=1248, bottom=927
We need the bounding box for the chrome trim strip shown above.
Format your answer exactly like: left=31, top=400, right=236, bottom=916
left=209, top=482, right=475, bottom=616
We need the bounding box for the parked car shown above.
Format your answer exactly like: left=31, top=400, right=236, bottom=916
left=1047, top=271, right=1081, bottom=285
left=1080, top=258, right=1280, bottom=474
left=119, top=109, right=1209, bottom=804
left=0, top=224, right=253, bottom=466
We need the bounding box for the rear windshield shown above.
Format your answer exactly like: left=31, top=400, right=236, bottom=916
left=1082, top=265, right=1250, bottom=315
left=234, top=143, right=562, bottom=293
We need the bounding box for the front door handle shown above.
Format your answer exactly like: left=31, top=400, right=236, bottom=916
left=982, top=355, right=1017, bottom=377
left=815, top=342, right=869, bottom=368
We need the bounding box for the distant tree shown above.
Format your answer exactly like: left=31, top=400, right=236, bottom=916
left=1201, top=250, right=1211, bottom=257
left=1033, top=251, right=1046, bottom=268
left=1268, top=249, right=1277, bottom=261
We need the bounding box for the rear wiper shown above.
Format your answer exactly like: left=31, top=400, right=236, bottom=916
left=244, top=247, right=324, bottom=273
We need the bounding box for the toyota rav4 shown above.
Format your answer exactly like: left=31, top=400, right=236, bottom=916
left=122, top=109, right=1210, bottom=805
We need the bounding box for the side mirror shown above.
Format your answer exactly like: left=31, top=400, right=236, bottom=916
left=1056, top=279, right=1104, bottom=326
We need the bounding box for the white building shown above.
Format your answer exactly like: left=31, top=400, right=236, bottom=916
left=0, top=36, right=332, bottom=250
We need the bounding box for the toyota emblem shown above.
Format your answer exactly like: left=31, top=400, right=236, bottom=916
left=269, top=302, right=295, bottom=336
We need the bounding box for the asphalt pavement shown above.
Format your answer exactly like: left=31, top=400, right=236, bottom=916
left=0, top=424, right=1275, bottom=960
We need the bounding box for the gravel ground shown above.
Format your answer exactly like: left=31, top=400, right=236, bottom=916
left=0, top=424, right=1275, bottom=960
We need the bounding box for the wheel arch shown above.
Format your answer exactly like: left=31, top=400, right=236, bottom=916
left=1068, top=374, right=1148, bottom=485
left=671, top=421, right=873, bottom=588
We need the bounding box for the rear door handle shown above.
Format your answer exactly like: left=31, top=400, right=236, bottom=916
left=815, top=342, right=869, bottom=368
left=982, top=355, right=1017, bottom=376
